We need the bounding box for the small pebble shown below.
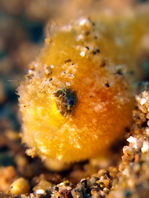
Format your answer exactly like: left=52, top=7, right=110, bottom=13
left=10, top=178, right=30, bottom=195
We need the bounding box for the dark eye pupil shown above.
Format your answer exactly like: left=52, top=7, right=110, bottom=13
left=68, top=99, right=74, bottom=106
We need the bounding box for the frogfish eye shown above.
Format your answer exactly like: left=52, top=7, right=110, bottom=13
left=54, top=88, right=77, bottom=116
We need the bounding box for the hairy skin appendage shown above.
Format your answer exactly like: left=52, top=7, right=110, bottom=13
left=18, top=8, right=149, bottom=170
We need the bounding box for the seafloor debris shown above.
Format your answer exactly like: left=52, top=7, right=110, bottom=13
left=108, top=88, right=149, bottom=198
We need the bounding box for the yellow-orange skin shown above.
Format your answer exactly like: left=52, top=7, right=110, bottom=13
left=19, top=14, right=148, bottom=164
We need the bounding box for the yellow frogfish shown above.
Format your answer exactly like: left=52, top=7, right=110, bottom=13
left=18, top=9, right=149, bottom=169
